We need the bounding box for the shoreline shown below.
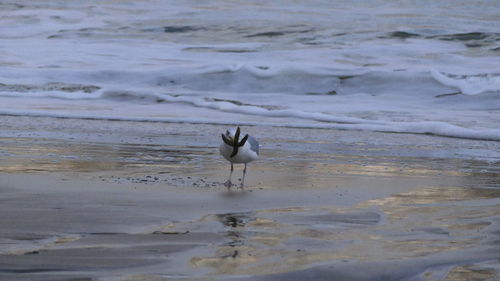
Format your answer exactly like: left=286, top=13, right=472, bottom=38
left=1, top=108, right=500, bottom=142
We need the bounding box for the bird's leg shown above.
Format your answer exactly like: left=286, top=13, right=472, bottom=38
left=240, top=163, right=247, bottom=189
left=224, top=163, right=234, bottom=188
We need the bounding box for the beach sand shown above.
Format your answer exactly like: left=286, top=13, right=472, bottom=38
left=0, top=116, right=499, bottom=281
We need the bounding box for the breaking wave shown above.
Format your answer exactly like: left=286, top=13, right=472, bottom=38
left=1, top=65, right=499, bottom=141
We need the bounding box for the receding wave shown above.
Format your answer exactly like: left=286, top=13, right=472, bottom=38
left=98, top=90, right=500, bottom=141
left=2, top=88, right=499, bottom=141
left=146, top=94, right=500, bottom=141
left=1, top=107, right=499, bottom=141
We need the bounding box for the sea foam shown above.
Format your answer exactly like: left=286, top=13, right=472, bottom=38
left=0, top=0, right=499, bottom=142
left=431, top=70, right=500, bottom=95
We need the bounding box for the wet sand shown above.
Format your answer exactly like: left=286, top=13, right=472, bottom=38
left=0, top=116, right=499, bottom=281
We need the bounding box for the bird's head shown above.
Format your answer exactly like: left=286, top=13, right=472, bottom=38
left=221, top=127, right=249, bottom=157
left=223, top=128, right=237, bottom=144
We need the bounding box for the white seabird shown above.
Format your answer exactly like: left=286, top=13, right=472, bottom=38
left=220, top=127, right=259, bottom=189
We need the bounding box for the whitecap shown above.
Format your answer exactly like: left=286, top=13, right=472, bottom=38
left=431, top=70, right=500, bottom=95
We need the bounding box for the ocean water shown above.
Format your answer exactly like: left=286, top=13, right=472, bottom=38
left=1, top=3, right=500, bottom=279
left=0, top=0, right=499, bottom=141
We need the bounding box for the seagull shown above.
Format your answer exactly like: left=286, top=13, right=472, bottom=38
left=220, top=127, right=259, bottom=189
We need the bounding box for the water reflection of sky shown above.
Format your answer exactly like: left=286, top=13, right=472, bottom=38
left=186, top=185, right=500, bottom=276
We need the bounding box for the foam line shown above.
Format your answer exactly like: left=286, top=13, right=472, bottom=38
left=1, top=109, right=499, bottom=142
